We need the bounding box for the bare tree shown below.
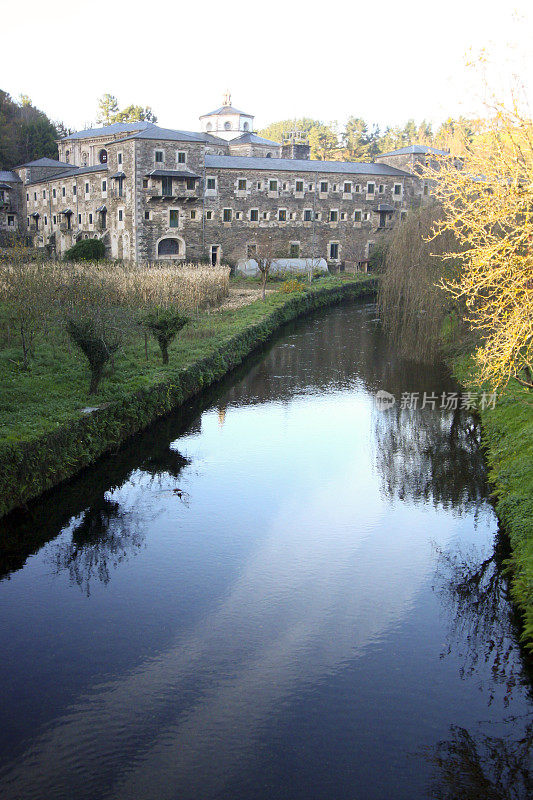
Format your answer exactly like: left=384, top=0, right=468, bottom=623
left=252, top=228, right=289, bottom=300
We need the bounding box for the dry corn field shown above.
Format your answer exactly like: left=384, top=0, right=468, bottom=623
left=0, top=260, right=231, bottom=314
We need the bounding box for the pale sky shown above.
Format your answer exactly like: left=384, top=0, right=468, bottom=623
left=3, top=0, right=532, bottom=134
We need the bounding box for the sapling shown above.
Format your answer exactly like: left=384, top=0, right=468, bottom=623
left=142, top=307, right=189, bottom=364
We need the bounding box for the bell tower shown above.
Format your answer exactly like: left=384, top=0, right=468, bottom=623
left=199, top=93, right=255, bottom=141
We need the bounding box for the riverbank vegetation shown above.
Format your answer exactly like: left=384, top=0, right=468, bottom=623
left=0, top=268, right=374, bottom=517
left=378, top=99, right=533, bottom=652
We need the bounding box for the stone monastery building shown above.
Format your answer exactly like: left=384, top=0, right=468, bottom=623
left=0, top=94, right=445, bottom=267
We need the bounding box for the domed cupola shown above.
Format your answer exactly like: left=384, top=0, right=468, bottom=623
left=199, top=91, right=254, bottom=140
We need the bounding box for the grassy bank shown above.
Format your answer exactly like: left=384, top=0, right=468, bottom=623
left=452, top=355, right=533, bottom=654
left=0, top=275, right=376, bottom=518
left=479, top=383, right=533, bottom=652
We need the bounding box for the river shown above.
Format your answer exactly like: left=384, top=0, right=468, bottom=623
left=0, top=300, right=531, bottom=799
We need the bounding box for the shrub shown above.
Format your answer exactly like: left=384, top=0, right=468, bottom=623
left=66, top=317, right=121, bottom=394
left=141, top=307, right=189, bottom=364
left=280, top=278, right=306, bottom=294
left=64, top=239, right=106, bottom=262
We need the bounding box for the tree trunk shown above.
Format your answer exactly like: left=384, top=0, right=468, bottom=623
left=160, top=340, right=169, bottom=364
left=89, top=364, right=103, bottom=395
left=20, top=324, right=29, bottom=370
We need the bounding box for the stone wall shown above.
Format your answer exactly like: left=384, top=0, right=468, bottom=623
left=132, top=138, right=207, bottom=263
left=0, top=174, right=23, bottom=234
left=199, top=164, right=416, bottom=266
left=22, top=165, right=110, bottom=256
left=13, top=132, right=425, bottom=266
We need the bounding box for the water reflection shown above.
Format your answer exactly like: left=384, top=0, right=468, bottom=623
left=0, top=419, right=190, bottom=583
left=0, top=301, right=531, bottom=800
left=374, top=406, right=489, bottom=512
left=433, top=533, right=530, bottom=704
left=48, top=497, right=145, bottom=595
left=427, top=719, right=532, bottom=799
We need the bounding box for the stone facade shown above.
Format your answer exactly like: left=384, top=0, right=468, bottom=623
left=0, top=171, right=23, bottom=235
left=5, top=98, right=437, bottom=267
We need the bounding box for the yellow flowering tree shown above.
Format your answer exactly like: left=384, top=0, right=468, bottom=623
left=424, top=100, right=533, bottom=390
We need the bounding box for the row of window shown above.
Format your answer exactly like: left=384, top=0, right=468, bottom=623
left=154, top=149, right=187, bottom=164
left=217, top=208, right=402, bottom=223
left=106, top=149, right=189, bottom=168
left=244, top=241, right=342, bottom=261
left=143, top=208, right=407, bottom=227
left=28, top=180, right=108, bottom=203
left=27, top=176, right=404, bottom=205
left=28, top=208, right=108, bottom=230
left=207, top=177, right=404, bottom=197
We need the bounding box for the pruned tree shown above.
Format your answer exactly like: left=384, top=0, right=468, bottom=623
left=66, top=317, right=121, bottom=394
left=141, top=307, right=189, bottom=364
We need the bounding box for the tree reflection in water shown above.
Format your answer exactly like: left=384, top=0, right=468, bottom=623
left=427, top=720, right=532, bottom=800
left=46, top=445, right=190, bottom=596
left=374, top=406, right=489, bottom=513
left=427, top=505, right=533, bottom=795
left=49, top=497, right=145, bottom=596
left=431, top=533, right=527, bottom=704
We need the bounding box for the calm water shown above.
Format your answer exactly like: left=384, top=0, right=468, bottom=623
left=0, top=301, right=531, bottom=800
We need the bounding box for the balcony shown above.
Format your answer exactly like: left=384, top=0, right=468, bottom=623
left=145, top=170, right=201, bottom=202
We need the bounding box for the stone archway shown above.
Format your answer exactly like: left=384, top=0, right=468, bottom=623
left=156, top=236, right=185, bottom=259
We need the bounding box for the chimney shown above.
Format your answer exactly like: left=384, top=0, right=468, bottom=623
left=281, top=131, right=310, bottom=160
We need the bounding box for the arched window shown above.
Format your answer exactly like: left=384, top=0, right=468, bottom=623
left=65, top=150, right=70, bottom=163
left=158, top=238, right=181, bottom=257
left=266, top=152, right=272, bottom=158
left=224, top=121, right=231, bottom=130
left=99, top=149, right=108, bottom=164
left=243, top=121, right=249, bottom=131
left=206, top=122, right=212, bottom=131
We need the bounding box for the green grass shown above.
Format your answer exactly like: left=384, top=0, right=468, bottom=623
left=480, top=382, right=533, bottom=652
left=0, top=274, right=376, bottom=517
left=451, top=353, right=533, bottom=654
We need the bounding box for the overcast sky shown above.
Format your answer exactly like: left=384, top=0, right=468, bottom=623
left=3, top=1, right=532, bottom=133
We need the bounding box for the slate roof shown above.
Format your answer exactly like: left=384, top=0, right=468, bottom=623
left=0, top=170, right=22, bottom=183
left=204, top=155, right=410, bottom=176
left=26, top=163, right=108, bottom=184
left=377, top=145, right=449, bottom=157
left=230, top=133, right=281, bottom=147
left=16, top=157, right=71, bottom=169
left=60, top=122, right=152, bottom=141
left=111, top=123, right=227, bottom=145
left=200, top=105, right=251, bottom=117
left=147, top=169, right=200, bottom=179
